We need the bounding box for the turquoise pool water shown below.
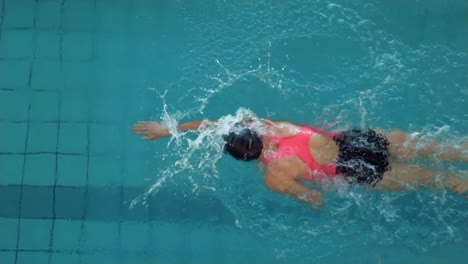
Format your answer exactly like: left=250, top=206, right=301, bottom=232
left=1, top=0, right=467, bottom=263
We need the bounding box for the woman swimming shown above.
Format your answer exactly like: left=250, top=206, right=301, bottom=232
left=131, top=116, right=468, bottom=206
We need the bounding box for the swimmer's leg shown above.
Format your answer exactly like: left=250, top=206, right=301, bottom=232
left=375, top=163, right=468, bottom=194
left=385, top=131, right=468, bottom=162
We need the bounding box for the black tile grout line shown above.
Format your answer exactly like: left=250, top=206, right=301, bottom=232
left=0, top=214, right=231, bottom=226
left=0, top=88, right=69, bottom=93
left=1, top=249, right=85, bottom=254
left=0, top=57, right=112, bottom=63
left=13, top=106, right=31, bottom=264
left=47, top=130, right=59, bottom=263
left=0, top=152, right=144, bottom=159
left=0, top=119, right=120, bottom=125
left=1, top=248, right=141, bottom=256
left=78, top=0, right=99, bottom=260
left=1, top=246, right=183, bottom=254
left=97, top=0, right=125, bottom=259
left=0, top=89, right=59, bottom=93
left=0, top=57, right=96, bottom=63
left=0, top=152, right=83, bottom=156
left=14, top=1, right=38, bottom=262
left=2, top=26, right=34, bottom=31
left=0, top=26, right=108, bottom=33
left=0, top=216, right=120, bottom=221
left=78, top=100, right=91, bottom=264
left=47, top=62, right=63, bottom=264
left=0, top=184, right=81, bottom=189
left=0, top=214, right=202, bottom=223
left=1, top=247, right=177, bottom=257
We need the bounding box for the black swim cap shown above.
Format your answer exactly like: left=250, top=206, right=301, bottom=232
left=223, top=128, right=263, bottom=161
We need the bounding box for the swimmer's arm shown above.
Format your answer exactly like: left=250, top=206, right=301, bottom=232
left=264, top=165, right=323, bottom=208
left=177, top=119, right=218, bottom=131
left=132, top=119, right=217, bottom=140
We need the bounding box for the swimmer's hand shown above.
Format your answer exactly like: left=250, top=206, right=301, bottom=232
left=299, top=190, right=323, bottom=209
left=131, top=121, right=170, bottom=140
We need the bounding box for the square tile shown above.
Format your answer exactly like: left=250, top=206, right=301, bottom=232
left=29, top=91, right=59, bottom=121
left=88, top=156, right=122, bottom=186
left=89, top=124, right=122, bottom=154
left=63, top=32, right=93, bottom=60
left=62, top=62, right=94, bottom=92
left=50, top=252, right=80, bottom=264
left=0, top=30, right=33, bottom=58
left=90, top=93, right=122, bottom=122
left=57, top=155, right=88, bottom=186
left=61, top=91, right=90, bottom=121
left=58, top=123, right=88, bottom=154
left=16, top=252, right=50, bottom=264
left=121, top=222, right=149, bottom=250
left=0, top=155, right=24, bottom=185
left=52, top=219, right=83, bottom=250
left=0, top=90, right=29, bottom=120
left=27, top=123, right=59, bottom=152
left=0, top=123, right=27, bottom=153
left=0, top=218, right=19, bottom=250
left=18, top=218, right=52, bottom=250
left=82, top=221, right=119, bottom=250
left=86, top=187, right=121, bottom=221
left=0, top=252, right=16, bottom=264
left=31, top=61, right=61, bottom=90
left=0, top=60, right=30, bottom=88
left=23, top=154, right=55, bottom=186
left=21, top=185, right=53, bottom=219
left=2, top=0, right=35, bottom=28
left=124, top=158, right=150, bottom=187
left=36, top=31, right=61, bottom=59
left=63, top=0, right=95, bottom=31
left=94, top=61, right=127, bottom=90
left=55, top=187, right=85, bottom=219
left=0, top=185, right=20, bottom=217
left=36, top=0, right=61, bottom=29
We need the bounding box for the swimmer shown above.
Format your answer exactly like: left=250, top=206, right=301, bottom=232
left=132, top=116, right=468, bottom=207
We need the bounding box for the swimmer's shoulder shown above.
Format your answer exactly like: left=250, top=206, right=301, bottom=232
left=262, top=119, right=301, bottom=137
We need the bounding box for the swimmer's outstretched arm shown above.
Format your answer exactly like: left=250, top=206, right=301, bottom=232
left=132, top=120, right=218, bottom=140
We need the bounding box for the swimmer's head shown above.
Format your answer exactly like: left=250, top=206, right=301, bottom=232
left=223, top=128, right=263, bottom=161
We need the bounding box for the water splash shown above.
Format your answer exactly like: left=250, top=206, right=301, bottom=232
left=130, top=106, right=264, bottom=207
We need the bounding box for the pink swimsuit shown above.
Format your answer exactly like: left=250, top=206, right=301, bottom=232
left=263, top=126, right=339, bottom=180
